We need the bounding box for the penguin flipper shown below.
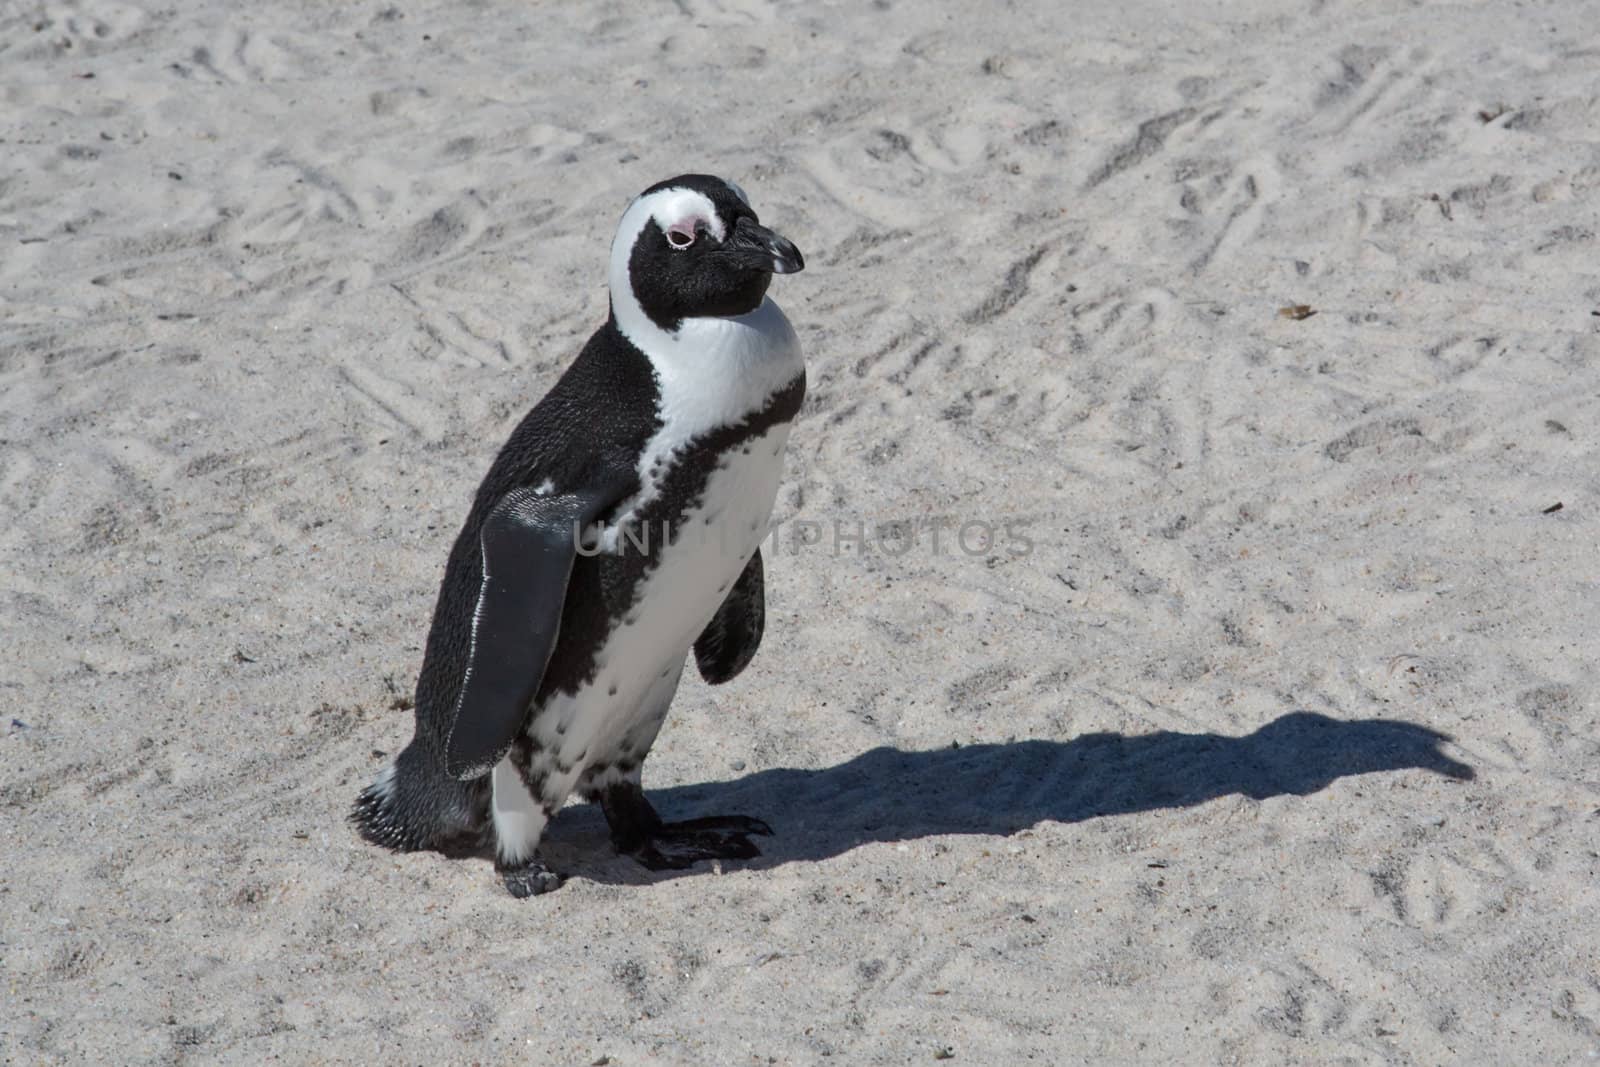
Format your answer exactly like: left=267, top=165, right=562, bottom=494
left=444, top=483, right=616, bottom=780
left=693, top=547, right=765, bottom=684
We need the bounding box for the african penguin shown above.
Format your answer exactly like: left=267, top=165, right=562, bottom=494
left=352, top=174, right=806, bottom=897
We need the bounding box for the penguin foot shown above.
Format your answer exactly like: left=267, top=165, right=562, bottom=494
left=599, top=782, right=771, bottom=871
left=630, top=816, right=774, bottom=871
left=497, top=857, right=564, bottom=898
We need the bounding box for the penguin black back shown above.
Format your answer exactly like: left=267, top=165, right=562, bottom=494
left=353, top=319, right=661, bottom=851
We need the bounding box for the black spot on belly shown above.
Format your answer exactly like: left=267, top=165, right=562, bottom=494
left=511, top=737, right=550, bottom=796
left=511, top=735, right=543, bottom=768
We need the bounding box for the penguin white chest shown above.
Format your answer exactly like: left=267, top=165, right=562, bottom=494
left=532, top=422, right=791, bottom=767
left=614, top=422, right=790, bottom=674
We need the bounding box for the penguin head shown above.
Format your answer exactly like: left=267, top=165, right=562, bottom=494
left=609, top=174, right=804, bottom=335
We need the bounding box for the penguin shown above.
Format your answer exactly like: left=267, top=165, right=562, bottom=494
left=351, top=174, right=806, bottom=897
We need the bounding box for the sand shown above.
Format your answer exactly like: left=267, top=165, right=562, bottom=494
left=3, top=0, right=1598, bottom=1062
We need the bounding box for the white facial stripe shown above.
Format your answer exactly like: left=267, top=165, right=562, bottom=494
left=610, top=187, right=719, bottom=348
left=630, top=188, right=724, bottom=249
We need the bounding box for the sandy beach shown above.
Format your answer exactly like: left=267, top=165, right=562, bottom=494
left=3, top=0, right=1598, bottom=1062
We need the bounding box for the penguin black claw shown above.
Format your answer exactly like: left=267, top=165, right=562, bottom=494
left=498, top=858, right=565, bottom=899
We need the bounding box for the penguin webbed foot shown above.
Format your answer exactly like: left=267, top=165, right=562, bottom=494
left=631, top=815, right=774, bottom=871
left=496, top=856, right=565, bottom=898
left=601, top=783, right=772, bottom=871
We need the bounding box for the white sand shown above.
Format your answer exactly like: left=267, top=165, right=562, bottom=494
left=4, top=0, right=1599, bottom=1061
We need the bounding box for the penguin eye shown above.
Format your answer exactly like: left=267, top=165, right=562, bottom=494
left=665, top=225, right=695, bottom=250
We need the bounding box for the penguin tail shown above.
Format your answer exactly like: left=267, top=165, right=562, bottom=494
left=350, top=739, right=487, bottom=855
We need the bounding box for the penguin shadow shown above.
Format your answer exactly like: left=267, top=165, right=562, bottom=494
left=543, top=711, right=1474, bottom=885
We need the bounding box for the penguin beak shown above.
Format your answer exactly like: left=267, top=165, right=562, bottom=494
left=725, top=216, right=805, bottom=275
